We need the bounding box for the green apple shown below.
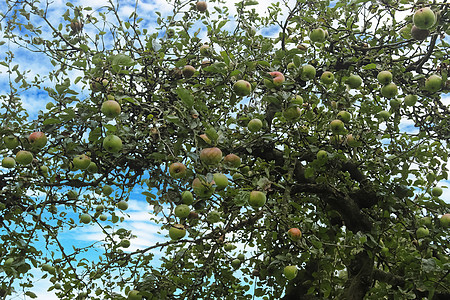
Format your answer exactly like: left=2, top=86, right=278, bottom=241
left=213, top=173, right=229, bottom=189
left=301, top=64, right=316, bottom=80
left=182, top=65, right=196, bottom=78
left=440, top=214, right=450, bottom=227
left=399, top=24, right=412, bottom=39
left=73, top=154, right=91, bottom=170
left=175, top=204, right=190, bottom=218
left=381, top=247, right=389, bottom=256
left=377, top=110, right=391, bottom=121
left=224, top=153, right=241, bottom=168
left=120, top=239, right=131, bottom=248
left=291, top=95, right=303, bottom=106
left=316, top=150, right=328, bottom=161
left=117, top=200, right=128, bottom=210
left=287, top=228, right=302, bottom=241
left=169, top=224, right=186, bottom=240
left=320, top=71, right=334, bottom=84
left=224, top=243, right=234, bottom=251
left=413, top=7, right=436, bottom=30
left=420, top=216, right=432, bottom=228
left=80, top=214, right=92, bottom=224
left=2, top=157, right=16, bottom=168
left=390, top=99, right=401, bottom=110
left=192, top=177, right=215, bottom=198
left=248, top=191, right=266, bottom=208
left=103, top=135, right=123, bottom=153
left=284, top=265, right=298, bottom=280
left=337, top=111, right=351, bottom=123
left=99, top=214, right=107, bottom=221
left=346, top=134, right=358, bottom=147
left=3, top=135, right=19, bottom=149
left=95, top=205, right=104, bottom=212
left=347, top=74, right=362, bottom=89
left=128, top=289, right=142, bottom=300
left=181, top=191, right=194, bottom=205
left=199, top=134, right=212, bottom=145
left=411, top=25, right=429, bottom=40
left=103, top=185, right=113, bottom=196
left=404, top=94, right=418, bottom=106
left=28, top=132, right=47, bottom=149
left=330, top=119, right=345, bottom=134
left=377, top=71, right=392, bottom=85
left=233, top=80, right=251, bottom=96
left=196, top=1, right=207, bottom=12
left=248, top=119, right=263, bottom=132
left=67, top=190, right=78, bottom=200
left=425, top=74, right=442, bottom=93
left=169, top=162, right=187, bottom=178
left=200, top=147, right=223, bottom=165
left=207, top=210, right=221, bottom=223
left=381, top=83, right=398, bottom=98
left=101, top=100, right=121, bottom=118
left=431, top=186, right=443, bottom=197
left=4, top=257, right=14, bottom=267
left=231, top=258, right=241, bottom=269
left=283, top=106, right=301, bottom=120
left=87, top=162, right=98, bottom=174
left=15, top=150, right=33, bottom=165
left=309, top=28, right=326, bottom=43
left=416, top=227, right=429, bottom=238
left=237, top=254, right=245, bottom=261
left=199, top=44, right=210, bottom=56
left=40, top=165, right=49, bottom=175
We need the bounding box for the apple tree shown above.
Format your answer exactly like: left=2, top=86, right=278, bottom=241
left=1, top=0, right=450, bottom=299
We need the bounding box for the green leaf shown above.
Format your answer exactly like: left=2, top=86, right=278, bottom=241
left=176, top=88, right=194, bottom=108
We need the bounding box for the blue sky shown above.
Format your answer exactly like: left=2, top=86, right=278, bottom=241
left=1, top=0, right=450, bottom=299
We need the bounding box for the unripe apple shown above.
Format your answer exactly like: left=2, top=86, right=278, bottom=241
left=117, top=200, right=128, bottom=210
left=248, top=191, right=266, bottom=208
left=120, top=239, right=131, bottom=248
left=440, top=214, right=450, bottom=227
left=67, top=190, right=78, bottom=200
left=199, top=134, right=212, bottom=145
left=233, top=80, right=252, bottom=96
left=301, top=64, right=316, bottom=80
left=346, top=134, right=358, bottom=147
left=268, top=71, right=285, bottom=86
left=413, top=7, right=436, bottom=30
left=87, top=162, right=98, bottom=174
left=192, top=177, right=215, bottom=198
left=390, top=98, right=401, bottom=110
left=291, top=95, right=303, bottom=106
left=28, top=132, right=47, bottom=149
left=316, top=150, right=328, bottom=161
left=337, top=111, right=351, bottom=123
left=128, top=289, right=142, bottom=300
left=199, top=44, right=210, bottom=56
left=231, top=258, right=241, bottom=269
left=3, top=135, right=19, bottom=149
left=224, top=154, right=241, bottom=168
left=377, top=71, right=392, bottom=85
left=213, top=173, right=229, bottom=189
left=16, top=150, right=33, bottom=165
left=377, top=110, right=391, bottom=121
left=347, top=74, right=362, bottom=89
left=330, top=119, right=345, bottom=134
left=99, top=214, right=107, bottom=221
left=200, top=147, right=223, bottom=165
left=40, top=165, right=49, bottom=175
left=416, top=227, right=429, bottom=238
left=425, top=75, right=442, bottom=93
left=181, top=191, right=194, bottom=205
left=320, top=71, right=334, bottom=84
left=309, top=28, right=326, bottom=43
left=169, top=162, right=187, bottom=179
left=207, top=210, right=221, bottom=223
left=169, top=224, right=186, bottom=240
left=72, top=154, right=91, bottom=170
left=431, top=186, right=443, bottom=197
left=95, top=205, right=104, bottom=212
left=80, top=214, right=92, bottom=224
left=182, top=65, right=196, bottom=78
left=420, top=216, right=432, bottom=228
left=287, top=228, right=302, bottom=241
left=248, top=119, right=263, bottom=132
left=2, top=157, right=16, bottom=168
left=404, top=94, right=418, bottom=106
left=411, top=25, right=429, bottom=40
left=284, top=265, right=298, bottom=280
left=103, top=185, right=113, bottom=196
left=4, top=258, right=14, bottom=267
left=101, top=100, right=121, bottom=118
left=381, top=83, right=398, bottom=98
left=196, top=1, right=207, bottom=12
left=103, top=135, right=123, bottom=153
left=174, top=204, right=190, bottom=218
left=224, top=243, right=234, bottom=251
left=283, top=106, right=301, bottom=120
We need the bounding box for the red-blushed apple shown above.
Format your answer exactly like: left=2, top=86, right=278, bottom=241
left=213, top=173, right=228, bottom=189
left=192, top=177, right=215, bottom=198
left=181, top=191, right=194, bottom=205
left=320, top=71, right=334, bottom=84
left=72, top=154, right=91, bottom=170
left=80, top=214, right=92, bottom=224
left=284, top=265, right=298, bottom=280
left=199, top=134, right=211, bottom=145
left=377, top=71, right=392, bottom=85
left=330, top=119, right=345, bottom=134
left=287, top=228, right=302, bottom=241
left=248, top=191, right=266, bottom=208
left=248, top=119, right=263, bottom=132
left=101, top=100, right=121, bottom=118
left=224, top=153, right=241, bottom=168
left=200, top=147, right=223, bottom=165
left=301, top=64, right=316, bottom=80
left=196, top=1, right=207, bottom=12
left=117, top=200, right=128, bottom=210
left=431, top=186, right=443, bottom=197
left=337, top=111, right=351, bottom=123
left=174, top=204, right=190, bottom=218
left=28, top=132, right=47, bottom=149
left=169, top=224, right=186, bottom=240
left=440, top=214, right=450, bottom=227
left=3, top=135, right=19, bottom=149
left=309, top=28, right=326, bottom=43
left=233, top=80, right=252, bottom=96
left=15, top=150, right=33, bottom=165
left=268, top=71, right=285, bottom=86
left=413, top=7, right=436, bottom=30
left=169, top=162, right=187, bottom=178
left=381, top=83, right=398, bottom=98
left=103, top=135, right=123, bottom=153
left=347, top=74, right=362, bottom=89
left=2, top=157, right=16, bottom=168
left=425, top=74, right=442, bottom=93
left=182, top=65, right=196, bottom=78
left=411, top=25, right=429, bottom=40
